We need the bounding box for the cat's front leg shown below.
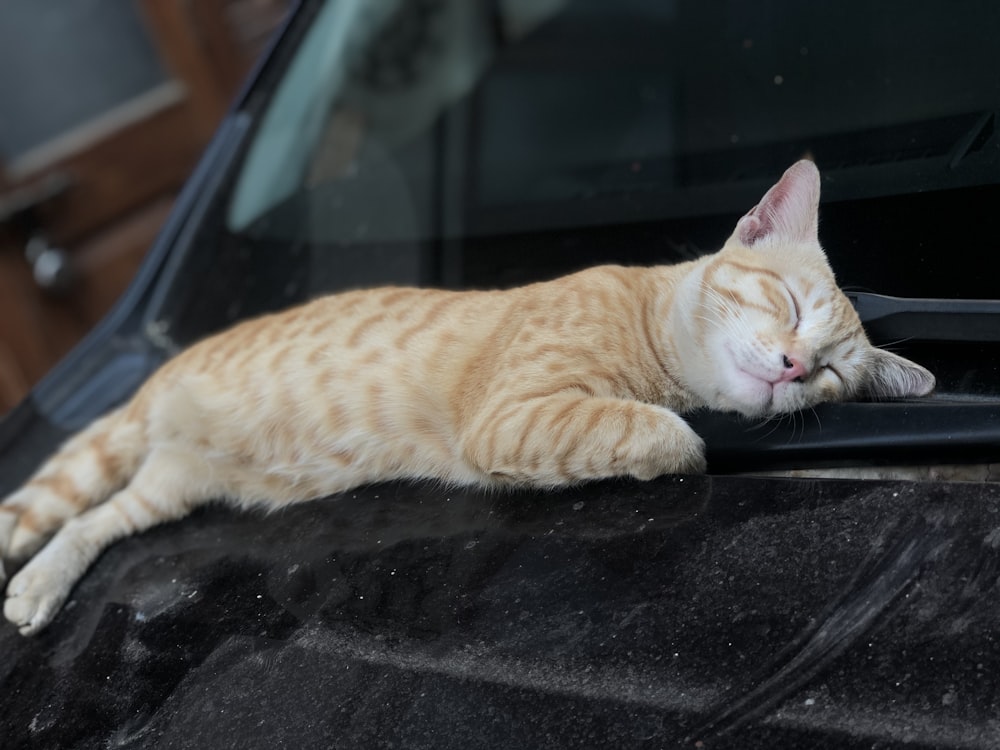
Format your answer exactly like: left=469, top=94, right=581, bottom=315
left=463, top=394, right=706, bottom=486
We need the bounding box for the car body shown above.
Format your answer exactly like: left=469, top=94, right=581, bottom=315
left=2, top=1, right=999, bottom=747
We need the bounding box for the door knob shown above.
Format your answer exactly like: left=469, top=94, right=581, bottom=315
left=25, top=234, right=74, bottom=293
left=0, top=172, right=75, bottom=294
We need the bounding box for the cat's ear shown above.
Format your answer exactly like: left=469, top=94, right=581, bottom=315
left=862, top=348, right=936, bottom=400
left=734, top=160, right=821, bottom=248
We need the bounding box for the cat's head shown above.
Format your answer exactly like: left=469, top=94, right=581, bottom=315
left=674, top=159, right=934, bottom=417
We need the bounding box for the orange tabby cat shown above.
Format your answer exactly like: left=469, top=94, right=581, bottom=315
left=0, top=161, right=933, bottom=634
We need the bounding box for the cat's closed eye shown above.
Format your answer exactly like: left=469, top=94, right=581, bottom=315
left=821, top=363, right=844, bottom=382
left=785, top=286, right=802, bottom=329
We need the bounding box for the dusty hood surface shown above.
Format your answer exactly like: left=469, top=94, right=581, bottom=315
left=2, top=469, right=999, bottom=749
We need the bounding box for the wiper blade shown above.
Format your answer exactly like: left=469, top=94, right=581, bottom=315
left=691, top=400, right=1000, bottom=473
left=848, top=292, right=1000, bottom=343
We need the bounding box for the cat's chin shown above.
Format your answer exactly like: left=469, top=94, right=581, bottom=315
left=721, top=369, right=775, bottom=417
left=726, top=370, right=818, bottom=418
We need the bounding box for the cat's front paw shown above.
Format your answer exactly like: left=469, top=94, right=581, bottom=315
left=674, top=432, right=708, bottom=475
left=4, top=556, right=74, bottom=636
left=665, top=424, right=707, bottom=475
left=626, top=408, right=707, bottom=479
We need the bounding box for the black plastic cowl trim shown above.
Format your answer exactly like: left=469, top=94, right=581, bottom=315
left=691, top=400, right=1000, bottom=472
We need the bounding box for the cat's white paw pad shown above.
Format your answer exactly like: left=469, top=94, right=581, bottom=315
left=4, top=567, right=66, bottom=636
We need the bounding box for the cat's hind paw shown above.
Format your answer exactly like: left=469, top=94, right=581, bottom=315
left=4, top=561, right=72, bottom=636
left=0, top=509, right=18, bottom=586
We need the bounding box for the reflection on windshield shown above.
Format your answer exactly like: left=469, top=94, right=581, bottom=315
left=224, top=0, right=999, bottom=297
left=230, top=0, right=540, bottom=235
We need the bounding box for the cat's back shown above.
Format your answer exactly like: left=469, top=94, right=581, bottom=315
left=172, top=264, right=669, bottom=367
left=155, top=284, right=502, bottom=381
left=136, top=266, right=678, bottom=435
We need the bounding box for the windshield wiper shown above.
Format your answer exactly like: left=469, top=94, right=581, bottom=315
left=849, top=292, right=1000, bottom=343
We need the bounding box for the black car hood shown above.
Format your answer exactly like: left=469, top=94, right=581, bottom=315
left=3, top=456, right=999, bottom=749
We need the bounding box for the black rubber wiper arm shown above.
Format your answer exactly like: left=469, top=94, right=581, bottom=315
left=848, top=292, right=1000, bottom=343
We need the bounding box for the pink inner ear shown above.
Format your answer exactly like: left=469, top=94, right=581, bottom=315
left=736, top=160, right=820, bottom=247
left=736, top=212, right=767, bottom=246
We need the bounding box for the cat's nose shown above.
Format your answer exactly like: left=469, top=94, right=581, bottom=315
left=779, top=354, right=809, bottom=383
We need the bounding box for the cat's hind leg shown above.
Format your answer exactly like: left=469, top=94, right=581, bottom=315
left=4, top=444, right=211, bottom=635
left=0, top=410, right=146, bottom=579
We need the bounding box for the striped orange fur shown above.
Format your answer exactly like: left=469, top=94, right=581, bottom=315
left=0, top=161, right=934, bottom=635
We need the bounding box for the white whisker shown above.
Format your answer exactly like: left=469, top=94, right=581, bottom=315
left=808, top=406, right=823, bottom=431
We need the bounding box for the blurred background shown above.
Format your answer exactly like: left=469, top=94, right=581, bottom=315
left=0, top=0, right=290, bottom=414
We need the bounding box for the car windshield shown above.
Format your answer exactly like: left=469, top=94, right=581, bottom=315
left=156, top=0, right=999, bottom=356
left=224, top=0, right=999, bottom=287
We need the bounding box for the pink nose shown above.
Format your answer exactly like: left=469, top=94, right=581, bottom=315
left=779, top=354, right=809, bottom=383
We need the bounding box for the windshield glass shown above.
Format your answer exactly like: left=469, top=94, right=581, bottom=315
left=197, top=0, right=998, bottom=308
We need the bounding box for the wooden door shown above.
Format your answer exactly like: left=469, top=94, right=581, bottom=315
left=0, top=0, right=289, bottom=413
